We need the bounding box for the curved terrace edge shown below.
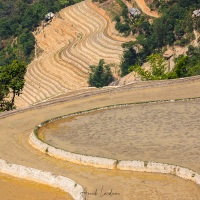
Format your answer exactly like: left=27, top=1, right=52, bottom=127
left=29, top=98, right=200, bottom=187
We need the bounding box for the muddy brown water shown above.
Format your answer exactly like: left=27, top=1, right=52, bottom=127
left=0, top=173, right=73, bottom=200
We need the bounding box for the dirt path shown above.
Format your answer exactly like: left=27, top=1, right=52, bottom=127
left=134, top=0, right=159, bottom=18
left=0, top=77, right=200, bottom=199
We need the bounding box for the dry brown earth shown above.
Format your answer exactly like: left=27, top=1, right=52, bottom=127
left=1, top=0, right=199, bottom=199
left=15, top=0, right=125, bottom=108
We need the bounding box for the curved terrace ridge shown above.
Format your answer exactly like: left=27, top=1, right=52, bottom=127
left=29, top=98, right=200, bottom=187
left=0, top=159, right=84, bottom=200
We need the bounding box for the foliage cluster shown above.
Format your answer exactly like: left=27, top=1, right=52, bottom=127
left=170, top=46, right=200, bottom=78
left=113, top=0, right=130, bottom=36
left=113, top=0, right=150, bottom=37
left=120, top=41, right=138, bottom=76
left=128, top=46, right=200, bottom=80
left=128, top=53, right=169, bottom=80
left=0, top=60, right=26, bottom=111
left=119, top=0, right=200, bottom=76
left=0, top=0, right=81, bottom=66
left=88, top=59, right=113, bottom=88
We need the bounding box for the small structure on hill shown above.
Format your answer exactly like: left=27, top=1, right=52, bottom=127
left=193, top=9, right=200, bottom=17
left=45, top=12, right=55, bottom=21
left=129, top=8, right=141, bottom=16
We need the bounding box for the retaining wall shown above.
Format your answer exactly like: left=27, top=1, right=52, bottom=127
left=29, top=100, right=200, bottom=188
left=29, top=132, right=116, bottom=169
left=0, top=159, right=84, bottom=200
left=117, top=161, right=200, bottom=185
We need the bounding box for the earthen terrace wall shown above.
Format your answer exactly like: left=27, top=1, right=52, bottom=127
left=0, top=159, right=84, bottom=200
left=29, top=99, right=200, bottom=187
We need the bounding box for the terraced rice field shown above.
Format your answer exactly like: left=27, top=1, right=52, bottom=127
left=15, top=0, right=125, bottom=108
left=0, top=76, right=200, bottom=199
left=1, top=0, right=200, bottom=198
left=41, top=99, right=200, bottom=173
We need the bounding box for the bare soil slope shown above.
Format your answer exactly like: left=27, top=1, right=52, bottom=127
left=15, top=0, right=125, bottom=108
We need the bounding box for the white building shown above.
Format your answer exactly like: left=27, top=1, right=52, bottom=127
left=45, top=12, right=55, bottom=21
left=129, top=8, right=141, bottom=16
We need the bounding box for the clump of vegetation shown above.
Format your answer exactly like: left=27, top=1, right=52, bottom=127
left=128, top=53, right=169, bottom=80
left=0, top=0, right=82, bottom=66
left=170, top=46, right=200, bottom=78
left=120, top=41, right=138, bottom=76
left=120, top=0, right=200, bottom=77
left=88, top=59, right=113, bottom=88
left=129, top=46, right=200, bottom=80
left=0, top=60, right=26, bottom=111
left=113, top=0, right=150, bottom=37
left=113, top=0, right=130, bottom=36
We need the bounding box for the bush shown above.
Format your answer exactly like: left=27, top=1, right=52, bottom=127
left=0, top=60, right=27, bottom=111
left=88, top=59, right=113, bottom=88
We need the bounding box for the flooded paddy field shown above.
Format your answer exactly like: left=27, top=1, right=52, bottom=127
left=0, top=173, right=73, bottom=200
left=41, top=99, right=200, bottom=173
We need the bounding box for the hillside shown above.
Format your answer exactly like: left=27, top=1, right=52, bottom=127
left=14, top=0, right=128, bottom=108
left=0, top=0, right=199, bottom=110
left=0, top=1, right=200, bottom=199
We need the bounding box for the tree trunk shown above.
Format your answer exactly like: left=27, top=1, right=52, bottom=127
left=10, top=91, right=16, bottom=110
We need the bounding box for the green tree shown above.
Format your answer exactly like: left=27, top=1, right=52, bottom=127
left=59, top=0, right=69, bottom=7
left=0, top=84, right=8, bottom=111
left=0, top=60, right=27, bottom=110
left=18, top=29, right=35, bottom=57
left=129, top=53, right=169, bottom=80
left=88, top=59, right=113, bottom=88
left=170, top=47, right=200, bottom=78
left=187, top=63, right=200, bottom=76
left=147, top=53, right=168, bottom=79
left=120, top=42, right=138, bottom=76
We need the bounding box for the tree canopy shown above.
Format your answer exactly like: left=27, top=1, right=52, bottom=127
left=0, top=0, right=82, bottom=66
left=128, top=46, right=200, bottom=80
left=128, top=53, right=169, bottom=80
left=0, top=60, right=27, bottom=111
left=88, top=59, right=113, bottom=88
left=119, top=0, right=200, bottom=77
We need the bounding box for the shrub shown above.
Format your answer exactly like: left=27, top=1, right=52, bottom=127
left=88, top=59, right=113, bottom=88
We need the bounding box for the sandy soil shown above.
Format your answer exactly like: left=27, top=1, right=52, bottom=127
left=0, top=173, right=73, bottom=200
left=0, top=77, right=200, bottom=199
